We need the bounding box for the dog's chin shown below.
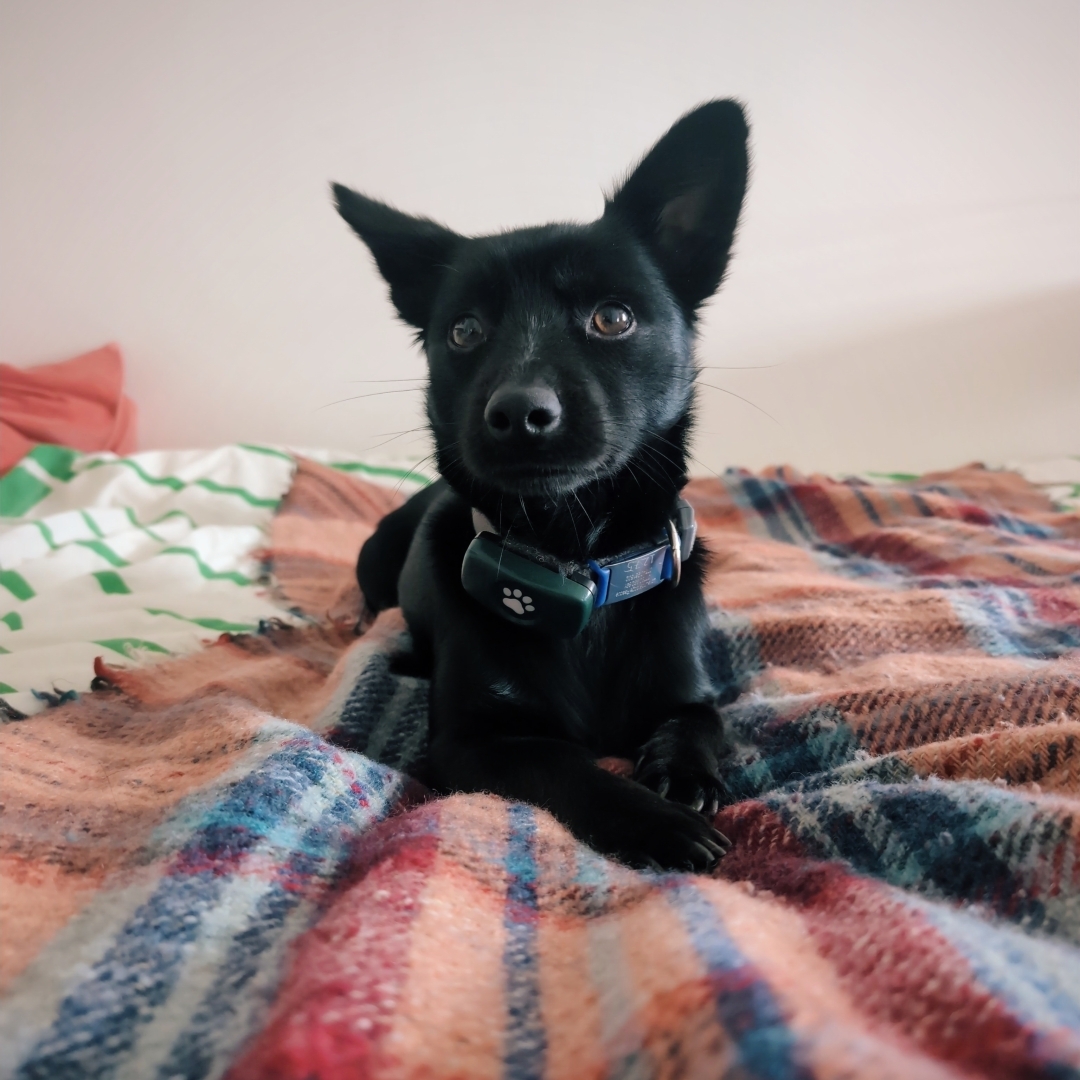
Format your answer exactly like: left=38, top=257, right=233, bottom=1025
left=477, top=463, right=601, bottom=498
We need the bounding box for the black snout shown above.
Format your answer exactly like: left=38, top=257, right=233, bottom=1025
left=484, top=383, right=563, bottom=441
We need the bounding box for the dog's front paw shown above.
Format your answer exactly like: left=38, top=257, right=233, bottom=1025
left=589, top=783, right=731, bottom=872
left=634, top=727, right=729, bottom=819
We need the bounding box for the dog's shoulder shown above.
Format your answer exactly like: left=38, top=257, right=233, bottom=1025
left=396, top=484, right=472, bottom=625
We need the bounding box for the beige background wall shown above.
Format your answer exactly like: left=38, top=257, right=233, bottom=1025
left=1, top=0, right=1077, bottom=474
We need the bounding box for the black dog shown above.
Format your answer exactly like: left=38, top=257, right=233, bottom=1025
left=334, top=100, right=748, bottom=871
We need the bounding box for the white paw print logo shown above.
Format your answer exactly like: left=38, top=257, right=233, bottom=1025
left=502, top=587, right=535, bottom=615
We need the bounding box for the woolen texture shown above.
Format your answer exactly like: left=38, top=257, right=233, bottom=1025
left=1, top=458, right=1078, bottom=1079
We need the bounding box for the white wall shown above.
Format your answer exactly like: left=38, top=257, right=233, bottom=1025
left=1, top=0, right=1077, bottom=474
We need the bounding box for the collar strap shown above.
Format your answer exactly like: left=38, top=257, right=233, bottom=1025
left=470, top=499, right=696, bottom=609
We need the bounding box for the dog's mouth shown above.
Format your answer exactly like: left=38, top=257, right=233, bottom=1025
left=453, top=433, right=625, bottom=497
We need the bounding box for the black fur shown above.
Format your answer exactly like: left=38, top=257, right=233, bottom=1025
left=334, top=100, right=749, bottom=870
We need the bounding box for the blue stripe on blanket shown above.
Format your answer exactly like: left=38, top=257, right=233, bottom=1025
left=156, top=753, right=401, bottom=1080
left=15, top=734, right=399, bottom=1080
left=763, top=780, right=1080, bottom=940
left=739, top=477, right=817, bottom=545
left=663, top=880, right=810, bottom=1080
left=502, top=803, right=546, bottom=1080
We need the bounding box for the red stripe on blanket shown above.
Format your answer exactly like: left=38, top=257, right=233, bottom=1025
left=715, top=799, right=808, bottom=864
left=226, top=803, right=443, bottom=1080
left=845, top=530, right=955, bottom=576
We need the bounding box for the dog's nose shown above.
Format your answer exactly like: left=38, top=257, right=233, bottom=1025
left=484, top=383, right=563, bottom=440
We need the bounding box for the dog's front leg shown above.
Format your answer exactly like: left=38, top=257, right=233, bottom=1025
left=428, top=730, right=730, bottom=871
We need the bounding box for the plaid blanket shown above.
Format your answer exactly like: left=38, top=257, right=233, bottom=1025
left=2, top=457, right=1078, bottom=1080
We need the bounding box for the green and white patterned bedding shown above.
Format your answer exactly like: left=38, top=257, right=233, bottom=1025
left=0, top=444, right=302, bottom=716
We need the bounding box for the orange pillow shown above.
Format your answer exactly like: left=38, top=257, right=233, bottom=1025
left=0, top=344, right=137, bottom=474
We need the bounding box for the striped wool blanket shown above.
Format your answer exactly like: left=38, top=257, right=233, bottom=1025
left=1, top=457, right=1078, bottom=1079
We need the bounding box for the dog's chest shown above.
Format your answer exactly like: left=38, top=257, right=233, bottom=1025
left=545, top=604, right=663, bottom=751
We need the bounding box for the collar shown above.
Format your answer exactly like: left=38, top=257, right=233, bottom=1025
left=470, top=498, right=696, bottom=609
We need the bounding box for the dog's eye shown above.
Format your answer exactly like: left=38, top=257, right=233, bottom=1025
left=591, top=303, right=633, bottom=337
left=449, top=315, right=485, bottom=350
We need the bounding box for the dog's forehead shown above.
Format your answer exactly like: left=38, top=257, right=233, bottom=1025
left=448, top=222, right=651, bottom=301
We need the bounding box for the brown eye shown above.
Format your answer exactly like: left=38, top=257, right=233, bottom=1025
left=450, top=315, right=485, bottom=350
left=591, top=303, right=633, bottom=336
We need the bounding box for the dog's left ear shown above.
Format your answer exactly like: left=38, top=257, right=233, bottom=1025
left=333, top=183, right=461, bottom=332
left=606, top=100, right=749, bottom=318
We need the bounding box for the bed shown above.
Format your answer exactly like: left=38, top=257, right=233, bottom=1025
left=1, top=444, right=1078, bottom=1079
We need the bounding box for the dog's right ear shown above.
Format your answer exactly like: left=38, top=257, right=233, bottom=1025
left=333, top=184, right=460, bottom=332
